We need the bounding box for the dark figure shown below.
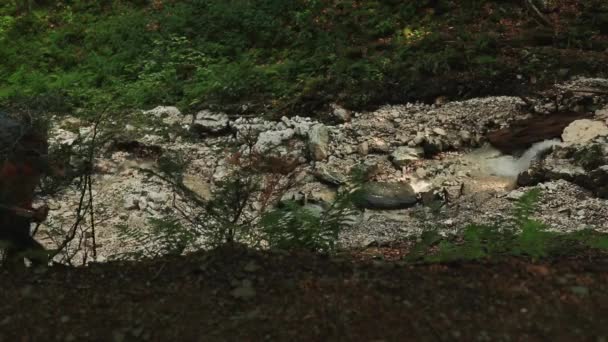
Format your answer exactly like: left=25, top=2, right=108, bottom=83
left=0, top=114, right=54, bottom=269
left=0, top=209, right=46, bottom=268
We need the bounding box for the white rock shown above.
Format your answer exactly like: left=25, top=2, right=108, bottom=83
left=254, top=129, right=295, bottom=153
left=391, top=146, right=424, bottom=167
left=506, top=190, right=525, bottom=200
left=193, top=110, right=229, bottom=133
left=562, top=119, right=608, bottom=145
left=148, top=191, right=168, bottom=203
left=183, top=174, right=212, bottom=200
left=369, top=138, right=390, bottom=153
left=293, top=121, right=312, bottom=137
left=50, top=128, right=78, bottom=146
left=138, top=197, right=148, bottom=210
left=143, top=106, right=182, bottom=125
left=280, top=116, right=293, bottom=127
left=358, top=142, right=369, bottom=156
left=123, top=195, right=139, bottom=210
left=212, top=166, right=230, bottom=183
left=595, top=106, right=608, bottom=119
left=412, top=132, right=426, bottom=145
left=181, top=114, right=194, bottom=126
left=330, top=103, right=351, bottom=123
left=308, top=124, right=330, bottom=161
left=459, top=130, right=472, bottom=142
left=433, top=127, right=447, bottom=136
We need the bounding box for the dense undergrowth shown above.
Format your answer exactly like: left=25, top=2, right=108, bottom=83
left=407, top=189, right=608, bottom=263
left=116, top=156, right=608, bottom=263
left=1, top=0, right=608, bottom=117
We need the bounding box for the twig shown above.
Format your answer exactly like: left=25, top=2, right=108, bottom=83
left=568, top=89, right=608, bottom=96
left=50, top=108, right=105, bottom=260
left=31, top=222, right=41, bottom=237
left=50, top=178, right=91, bottom=259
left=88, top=165, right=97, bottom=259
left=524, top=0, right=552, bottom=27
left=78, top=223, right=87, bottom=265
left=150, top=262, right=167, bottom=281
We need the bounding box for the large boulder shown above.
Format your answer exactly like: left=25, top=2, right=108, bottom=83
left=308, top=124, right=330, bottom=161
left=562, top=119, right=608, bottom=145
left=353, top=182, right=418, bottom=210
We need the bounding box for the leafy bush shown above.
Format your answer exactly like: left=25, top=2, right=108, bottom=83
left=6, top=1, right=605, bottom=116
left=409, top=189, right=608, bottom=262
left=261, top=185, right=357, bottom=253
left=112, top=135, right=361, bottom=259
left=115, top=215, right=200, bottom=260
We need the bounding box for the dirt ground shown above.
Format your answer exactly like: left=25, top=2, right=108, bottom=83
left=1, top=244, right=608, bottom=341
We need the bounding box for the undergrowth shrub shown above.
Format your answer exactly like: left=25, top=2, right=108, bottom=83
left=112, top=131, right=358, bottom=260
left=260, top=180, right=359, bottom=253
left=409, top=189, right=608, bottom=262
left=116, top=215, right=200, bottom=260
left=8, top=1, right=606, bottom=116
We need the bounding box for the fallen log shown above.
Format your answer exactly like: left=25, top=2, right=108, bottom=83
left=487, top=111, right=592, bottom=154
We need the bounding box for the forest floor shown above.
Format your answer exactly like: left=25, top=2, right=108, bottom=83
left=1, top=244, right=608, bottom=341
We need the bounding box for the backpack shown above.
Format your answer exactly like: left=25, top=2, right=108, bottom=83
left=0, top=112, right=49, bottom=210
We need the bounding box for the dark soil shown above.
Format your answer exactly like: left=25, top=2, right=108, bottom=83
left=2, top=245, right=608, bottom=341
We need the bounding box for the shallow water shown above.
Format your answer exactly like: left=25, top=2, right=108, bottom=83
left=465, top=140, right=562, bottom=179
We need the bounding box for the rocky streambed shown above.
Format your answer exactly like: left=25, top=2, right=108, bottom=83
left=41, top=77, right=608, bottom=261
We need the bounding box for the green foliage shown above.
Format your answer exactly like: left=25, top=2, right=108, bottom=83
left=202, top=170, right=262, bottom=246
left=111, top=169, right=262, bottom=261
left=410, top=224, right=515, bottom=263
left=261, top=185, right=357, bottom=253
left=513, top=219, right=552, bottom=259
left=6, top=1, right=605, bottom=116
left=122, top=34, right=211, bottom=106
left=115, top=215, right=201, bottom=260
left=511, top=188, right=541, bottom=228
left=409, top=189, right=608, bottom=263
left=261, top=201, right=336, bottom=252
left=114, top=146, right=361, bottom=258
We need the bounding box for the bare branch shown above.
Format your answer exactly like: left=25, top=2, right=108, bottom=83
left=524, top=0, right=552, bottom=27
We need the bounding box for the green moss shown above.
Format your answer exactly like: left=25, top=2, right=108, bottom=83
left=573, top=144, right=605, bottom=171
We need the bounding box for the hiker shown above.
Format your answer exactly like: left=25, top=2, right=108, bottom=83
left=0, top=112, right=56, bottom=268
